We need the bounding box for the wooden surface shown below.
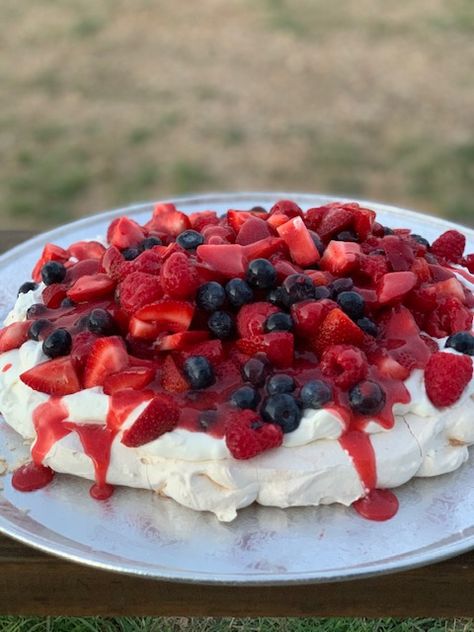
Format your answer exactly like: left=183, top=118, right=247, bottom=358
left=1, top=229, right=474, bottom=617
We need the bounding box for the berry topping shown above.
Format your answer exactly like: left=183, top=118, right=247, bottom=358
left=246, top=259, right=277, bottom=289
left=196, top=244, right=247, bottom=278
left=314, top=308, right=364, bottom=353
left=225, top=278, right=254, bottom=308
left=230, top=385, right=261, bottom=410
left=237, top=302, right=279, bottom=337
left=300, top=379, right=333, bottom=409
left=241, top=356, right=269, bottom=386
left=0, top=321, right=31, bottom=352
left=161, top=355, right=189, bottom=393
left=176, top=229, right=205, bottom=250
left=357, top=317, right=379, bottom=337
left=196, top=282, right=226, bottom=312
left=41, top=261, right=66, bottom=286
left=121, top=395, right=180, bottom=447
left=349, top=381, right=386, bottom=415
left=276, top=216, right=320, bottom=266
left=281, top=273, right=315, bottom=306
left=84, top=336, right=129, bottom=388
left=183, top=355, right=215, bottom=390
left=445, top=332, right=474, bottom=356
left=135, top=300, right=194, bottom=332
left=107, top=216, right=145, bottom=249
left=376, top=271, right=417, bottom=306
left=18, top=281, right=38, bottom=296
left=141, top=236, right=162, bottom=249
left=122, top=247, right=140, bottom=261
left=320, top=345, right=368, bottom=389
left=225, top=410, right=283, bottom=460
left=261, top=393, right=301, bottom=433
left=237, top=332, right=294, bottom=368
left=266, top=374, right=296, bottom=395
left=28, top=319, right=53, bottom=342
left=20, top=357, right=81, bottom=396
left=264, top=312, right=293, bottom=333
left=67, top=274, right=115, bottom=302
left=425, top=352, right=473, bottom=408
left=87, top=309, right=117, bottom=336
left=208, top=311, right=234, bottom=339
left=103, top=366, right=155, bottom=395
left=42, top=329, right=72, bottom=358
left=320, top=241, right=361, bottom=275
left=337, top=291, right=365, bottom=320
left=160, top=252, right=199, bottom=300
left=431, top=230, right=466, bottom=263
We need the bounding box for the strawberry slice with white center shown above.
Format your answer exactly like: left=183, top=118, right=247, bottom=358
left=276, top=216, right=320, bottom=267
left=145, top=203, right=191, bottom=237
left=107, top=216, right=145, bottom=249
left=20, top=357, right=81, bottom=395
left=121, top=394, right=180, bottom=447
left=128, top=317, right=161, bottom=340
left=32, top=243, right=69, bottom=282
left=235, top=216, right=272, bottom=245
left=84, top=336, right=129, bottom=388
left=103, top=366, right=156, bottom=395
left=312, top=308, right=365, bottom=354
left=320, top=241, right=361, bottom=275
left=67, top=274, right=116, bottom=302
left=0, top=321, right=31, bottom=352
left=65, top=258, right=102, bottom=283
left=196, top=244, right=248, bottom=278
left=68, top=241, right=106, bottom=261
left=242, top=237, right=286, bottom=261
left=134, top=299, right=194, bottom=332
left=155, top=330, right=209, bottom=351
left=377, top=271, right=417, bottom=305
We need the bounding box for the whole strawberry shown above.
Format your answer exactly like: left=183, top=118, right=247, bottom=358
left=225, top=410, right=283, bottom=460
left=425, top=351, right=472, bottom=407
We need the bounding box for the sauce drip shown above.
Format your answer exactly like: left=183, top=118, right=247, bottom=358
left=353, top=489, right=399, bottom=522
left=339, top=430, right=376, bottom=492
left=12, top=462, right=54, bottom=492
left=31, top=398, right=70, bottom=464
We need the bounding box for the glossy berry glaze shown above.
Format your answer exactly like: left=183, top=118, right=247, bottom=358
left=2, top=200, right=474, bottom=520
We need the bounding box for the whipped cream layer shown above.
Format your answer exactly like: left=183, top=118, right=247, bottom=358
left=1, top=287, right=473, bottom=521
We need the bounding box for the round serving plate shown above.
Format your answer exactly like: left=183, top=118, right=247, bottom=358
left=0, top=192, right=473, bottom=586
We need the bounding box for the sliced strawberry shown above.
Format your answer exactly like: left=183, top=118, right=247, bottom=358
left=128, top=317, right=161, bottom=340
left=269, top=200, right=303, bottom=219
left=160, top=252, right=199, bottom=299
left=306, top=270, right=333, bottom=286
left=237, top=302, right=280, bottom=337
left=226, top=210, right=253, bottom=233
left=382, top=235, right=415, bottom=271
left=196, top=244, right=248, bottom=278
left=380, top=305, right=420, bottom=339
left=276, top=216, right=320, bottom=267
left=65, top=258, right=102, bottom=283
left=20, top=357, right=81, bottom=395
left=107, top=216, right=145, bottom=249
left=67, top=274, right=116, bottom=302
left=103, top=366, right=155, bottom=395
left=182, top=339, right=224, bottom=365
left=201, top=224, right=235, bottom=244
left=236, top=332, right=294, bottom=367
left=266, top=213, right=290, bottom=230
left=352, top=207, right=376, bottom=240
left=71, top=331, right=98, bottom=372
left=84, top=336, right=129, bottom=388
left=189, top=210, right=219, bottom=231
left=377, top=271, right=417, bottom=305
left=410, top=258, right=432, bottom=284
left=146, top=203, right=191, bottom=237
left=161, top=355, right=189, bottom=393
left=291, top=299, right=337, bottom=338
left=121, top=394, right=180, bottom=447
left=320, top=241, right=361, bottom=275
left=101, top=246, right=124, bottom=280
left=317, top=205, right=354, bottom=241
left=118, top=272, right=163, bottom=315
left=0, top=321, right=31, bottom=352
left=42, top=283, right=68, bottom=308
left=242, top=237, right=287, bottom=261
left=425, top=296, right=473, bottom=337
left=32, top=243, right=69, bottom=282
left=135, top=299, right=194, bottom=332
left=435, top=277, right=466, bottom=303
left=68, top=240, right=106, bottom=261
left=313, top=308, right=364, bottom=353
left=156, top=330, right=209, bottom=351
left=271, top=256, right=303, bottom=282
left=235, top=217, right=272, bottom=245
left=429, top=264, right=454, bottom=282
left=374, top=352, right=410, bottom=381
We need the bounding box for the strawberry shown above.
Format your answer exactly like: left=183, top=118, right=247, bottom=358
left=276, top=216, right=320, bottom=267
left=410, top=258, right=432, bottom=284
left=320, top=241, right=361, bottom=275
left=161, top=355, right=189, bottom=393
left=269, top=200, right=303, bottom=219
left=42, top=283, right=68, bottom=308
left=156, top=331, right=209, bottom=351
left=425, top=352, right=472, bottom=407
left=146, top=203, right=191, bottom=237
left=128, top=317, right=161, bottom=340
left=103, top=366, right=155, bottom=395
left=225, top=409, right=283, bottom=460
left=182, top=339, right=224, bottom=365
left=0, top=321, right=31, bottom=352
left=320, top=345, right=368, bottom=389
left=373, top=352, right=410, bottom=381
left=358, top=255, right=389, bottom=283
left=71, top=331, right=98, bottom=372
left=160, top=252, right=199, bottom=300
left=243, top=237, right=287, bottom=261
left=118, top=272, right=163, bottom=315
left=32, top=243, right=69, bottom=282
left=434, top=278, right=466, bottom=303
left=84, top=336, right=129, bottom=388
left=235, top=217, right=272, bottom=245
left=382, top=235, right=416, bottom=271
left=68, top=240, right=106, bottom=261
left=20, top=357, right=81, bottom=395
left=107, top=216, right=145, bottom=249
left=196, top=244, right=248, bottom=278
left=376, top=271, right=417, bottom=305
left=202, top=224, right=235, bottom=244
left=101, top=246, right=124, bottom=280
left=67, top=274, right=115, bottom=302
left=121, top=394, right=180, bottom=447
left=313, top=308, right=364, bottom=353
left=304, top=206, right=326, bottom=231
left=431, top=230, right=466, bottom=263
left=189, top=210, right=219, bottom=231
left=135, top=300, right=194, bottom=332
left=428, top=264, right=454, bottom=283
left=425, top=297, right=473, bottom=337
left=236, top=332, right=294, bottom=368
left=226, top=210, right=253, bottom=232
left=266, top=213, right=290, bottom=230
left=352, top=207, right=376, bottom=240
left=317, top=205, right=354, bottom=241
left=65, top=258, right=102, bottom=283
left=237, top=302, right=279, bottom=337
left=271, top=256, right=303, bottom=281
left=291, top=299, right=337, bottom=338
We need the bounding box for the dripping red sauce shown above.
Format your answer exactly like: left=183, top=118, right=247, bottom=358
left=353, top=489, right=399, bottom=522
left=12, top=462, right=54, bottom=492
left=2, top=363, right=12, bottom=373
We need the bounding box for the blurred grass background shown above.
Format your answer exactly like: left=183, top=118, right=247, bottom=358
left=0, top=0, right=472, bottom=230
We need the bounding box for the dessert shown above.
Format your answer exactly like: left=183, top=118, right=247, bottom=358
left=0, top=199, right=473, bottom=522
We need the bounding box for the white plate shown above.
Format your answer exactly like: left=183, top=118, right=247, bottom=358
left=0, top=193, right=474, bottom=585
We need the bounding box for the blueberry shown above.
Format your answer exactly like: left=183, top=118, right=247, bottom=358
left=337, top=291, right=365, bottom=320
left=308, top=230, right=325, bottom=255
left=18, top=281, right=38, bottom=296
left=60, top=297, right=75, bottom=308
left=267, top=374, right=295, bottom=395
left=313, top=286, right=331, bottom=300
left=122, top=247, right=140, bottom=261
left=349, top=380, right=386, bottom=415
left=357, top=317, right=379, bottom=337
left=230, top=385, right=261, bottom=410
left=242, top=357, right=269, bottom=386
left=336, top=231, right=358, bottom=242
left=329, top=277, right=354, bottom=297
left=176, top=229, right=204, bottom=250
left=410, top=234, right=430, bottom=248
left=265, top=312, right=293, bottom=332
left=207, top=311, right=234, bottom=339
left=267, top=286, right=286, bottom=308
left=246, top=259, right=277, bottom=289
left=445, top=332, right=474, bottom=356
left=26, top=303, right=48, bottom=319
left=281, top=274, right=315, bottom=307
left=261, top=394, right=301, bottom=433
left=42, top=328, right=72, bottom=358
left=87, top=308, right=117, bottom=335
left=196, top=282, right=226, bottom=312
left=141, top=236, right=162, bottom=249
left=383, top=226, right=395, bottom=235
left=198, top=410, right=218, bottom=430
left=225, top=278, right=254, bottom=308
left=41, top=261, right=66, bottom=286
left=300, top=380, right=333, bottom=409
left=75, top=314, right=91, bottom=331
left=183, top=356, right=215, bottom=390
left=250, top=205, right=267, bottom=214
left=28, top=319, right=52, bottom=341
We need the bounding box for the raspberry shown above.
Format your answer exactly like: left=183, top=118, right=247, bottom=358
left=425, top=352, right=472, bottom=407
left=431, top=230, right=466, bottom=263
left=359, top=255, right=389, bottom=283
left=411, top=258, right=432, bottom=283
left=160, top=252, right=199, bottom=299
left=118, top=272, right=163, bottom=315
left=225, top=410, right=283, bottom=460
left=425, top=297, right=473, bottom=338
left=320, top=345, right=368, bottom=389
left=189, top=210, right=219, bottom=232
